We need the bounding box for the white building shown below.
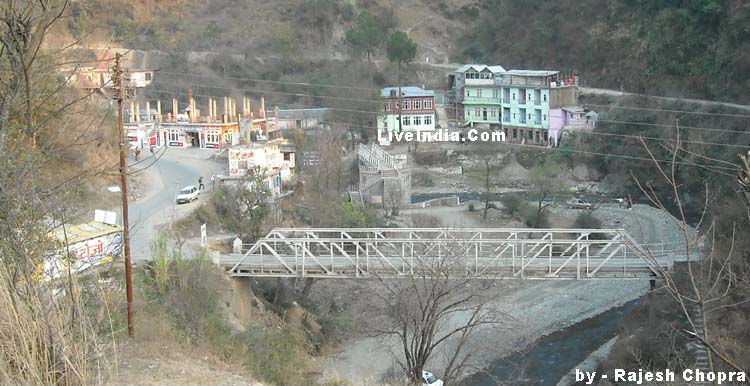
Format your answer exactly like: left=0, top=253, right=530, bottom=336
left=377, top=86, right=436, bottom=146
left=228, top=141, right=294, bottom=183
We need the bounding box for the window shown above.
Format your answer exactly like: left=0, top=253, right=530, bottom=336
left=493, top=89, right=499, bottom=99
left=424, top=115, right=432, bottom=125
left=543, top=131, right=549, bottom=141
left=403, top=99, right=411, bottom=110
left=402, top=116, right=410, bottom=126
left=528, top=130, right=533, bottom=140
left=224, top=131, right=232, bottom=144
left=490, top=108, right=497, bottom=117
left=169, top=130, right=180, bottom=141
left=145, top=72, right=152, bottom=81
left=477, top=89, right=483, bottom=97
left=424, top=99, right=432, bottom=109
left=414, top=116, right=421, bottom=125
left=466, top=89, right=471, bottom=97
left=413, top=99, right=421, bottom=110
left=205, top=131, right=220, bottom=143
left=513, top=128, right=517, bottom=139
left=283, top=152, right=291, bottom=161
left=384, top=103, right=390, bottom=112
left=475, top=107, right=481, bottom=117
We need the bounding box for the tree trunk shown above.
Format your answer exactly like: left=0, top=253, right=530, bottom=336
left=367, top=50, right=373, bottom=87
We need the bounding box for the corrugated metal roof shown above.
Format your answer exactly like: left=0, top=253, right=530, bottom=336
left=50, top=221, right=123, bottom=245
left=380, top=86, right=434, bottom=98
left=506, top=69, right=559, bottom=76
left=454, top=64, right=507, bottom=73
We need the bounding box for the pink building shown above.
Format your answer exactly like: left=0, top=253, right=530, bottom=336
left=548, top=107, right=597, bottom=147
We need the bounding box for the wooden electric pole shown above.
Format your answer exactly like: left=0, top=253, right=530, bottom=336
left=113, top=53, right=135, bottom=336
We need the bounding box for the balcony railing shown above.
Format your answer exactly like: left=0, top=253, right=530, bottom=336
left=533, top=120, right=542, bottom=125
left=518, top=100, right=526, bottom=105
left=503, top=117, right=510, bottom=123
left=463, top=96, right=502, bottom=104
left=534, top=100, right=541, bottom=105
left=519, top=119, right=527, bottom=124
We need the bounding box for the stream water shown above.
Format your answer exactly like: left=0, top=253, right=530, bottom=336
left=463, top=298, right=642, bottom=386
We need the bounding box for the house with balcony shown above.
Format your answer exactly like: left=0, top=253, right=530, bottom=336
left=452, top=65, right=586, bottom=146
left=377, top=87, right=436, bottom=146
left=452, top=64, right=506, bottom=127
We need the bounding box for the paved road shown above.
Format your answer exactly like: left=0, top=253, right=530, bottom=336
left=579, top=87, right=750, bottom=111
left=127, top=148, right=225, bottom=262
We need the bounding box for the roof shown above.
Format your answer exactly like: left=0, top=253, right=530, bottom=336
left=50, top=221, right=123, bottom=245
left=380, top=86, right=434, bottom=98
left=454, top=64, right=507, bottom=74
left=506, top=69, right=559, bottom=77
left=562, top=106, right=586, bottom=113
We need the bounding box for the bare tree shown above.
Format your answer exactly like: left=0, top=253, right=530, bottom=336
left=0, top=1, right=118, bottom=384
left=367, top=241, right=508, bottom=385
left=632, top=136, right=749, bottom=374
left=528, top=161, right=569, bottom=227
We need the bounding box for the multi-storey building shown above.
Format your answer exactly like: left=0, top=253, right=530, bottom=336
left=452, top=64, right=506, bottom=126
left=377, top=86, right=435, bottom=146
left=452, top=65, right=581, bottom=146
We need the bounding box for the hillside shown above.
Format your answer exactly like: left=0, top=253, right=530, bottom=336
left=457, top=0, right=750, bottom=103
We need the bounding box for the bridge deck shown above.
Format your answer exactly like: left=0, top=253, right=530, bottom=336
left=220, top=228, right=675, bottom=280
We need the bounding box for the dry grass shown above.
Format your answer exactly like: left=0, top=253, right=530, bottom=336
left=0, top=263, right=109, bottom=385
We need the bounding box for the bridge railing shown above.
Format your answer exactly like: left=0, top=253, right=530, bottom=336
left=224, top=228, right=676, bottom=280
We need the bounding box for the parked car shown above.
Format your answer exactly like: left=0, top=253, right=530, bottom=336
left=422, top=371, right=444, bottom=386
left=567, top=198, right=593, bottom=210
left=175, top=186, right=200, bottom=204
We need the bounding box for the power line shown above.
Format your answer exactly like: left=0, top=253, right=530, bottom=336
left=597, top=119, right=750, bottom=135
left=316, top=119, right=740, bottom=172
left=157, top=71, right=384, bottom=92
left=582, top=103, right=750, bottom=119
left=149, top=80, right=384, bottom=105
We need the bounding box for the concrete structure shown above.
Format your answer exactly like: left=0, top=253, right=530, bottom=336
left=69, top=50, right=153, bottom=95
left=228, top=141, right=294, bottom=182
left=451, top=65, right=593, bottom=146
left=220, top=228, right=672, bottom=280
left=452, top=64, right=506, bottom=127
left=350, top=143, right=410, bottom=206
left=377, top=87, right=436, bottom=146
left=268, top=108, right=330, bottom=130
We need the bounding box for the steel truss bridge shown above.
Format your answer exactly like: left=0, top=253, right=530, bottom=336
left=220, top=228, right=675, bottom=280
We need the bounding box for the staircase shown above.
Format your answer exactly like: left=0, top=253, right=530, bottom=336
left=356, top=143, right=410, bottom=205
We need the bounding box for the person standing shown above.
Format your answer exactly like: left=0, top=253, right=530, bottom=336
left=198, top=176, right=205, bottom=190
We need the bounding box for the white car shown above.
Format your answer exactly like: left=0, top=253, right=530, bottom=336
left=176, top=186, right=200, bottom=204
left=422, top=371, right=444, bottom=386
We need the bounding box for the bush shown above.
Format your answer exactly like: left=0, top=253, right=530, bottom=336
left=521, top=204, right=550, bottom=228
left=500, top=194, right=525, bottom=215
left=574, top=212, right=607, bottom=239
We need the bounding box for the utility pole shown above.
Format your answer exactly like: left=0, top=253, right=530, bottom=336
left=113, top=53, right=135, bottom=337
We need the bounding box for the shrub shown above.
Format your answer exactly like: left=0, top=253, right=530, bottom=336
left=521, top=204, right=550, bottom=228
left=500, top=194, right=525, bottom=215
left=574, top=212, right=607, bottom=239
